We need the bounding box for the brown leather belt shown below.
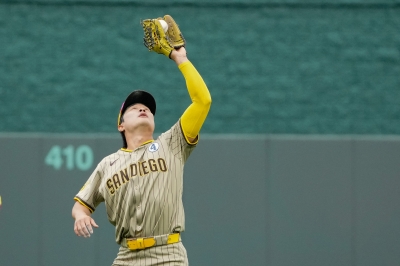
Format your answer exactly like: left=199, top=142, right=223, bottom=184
left=121, top=233, right=180, bottom=250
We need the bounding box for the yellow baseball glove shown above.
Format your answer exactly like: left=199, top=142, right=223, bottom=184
left=141, top=19, right=174, bottom=58
left=141, top=15, right=186, bottom=58
left=163, top=15, right=186, bottom=49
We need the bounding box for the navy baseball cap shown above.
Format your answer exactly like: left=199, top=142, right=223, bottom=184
left=117, top=90, right=156, bottom=125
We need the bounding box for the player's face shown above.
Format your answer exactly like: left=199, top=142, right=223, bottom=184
left=121, top=103, right=155, bottom=132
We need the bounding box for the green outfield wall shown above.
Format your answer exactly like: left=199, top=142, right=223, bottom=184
left=1, top=134, right=400, bottom=266
left=1, top=1, right=399, bottom=134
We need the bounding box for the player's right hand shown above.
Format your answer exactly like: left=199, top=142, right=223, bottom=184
left=74, top=215, right=99, bottom=238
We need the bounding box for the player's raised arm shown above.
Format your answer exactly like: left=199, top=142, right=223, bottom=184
left=170, top=48, right=211, bottom=144
left=141, top=16, right=211, bottom=144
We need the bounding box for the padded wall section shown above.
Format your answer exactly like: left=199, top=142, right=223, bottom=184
left=1, top=134, right=400, bottom=265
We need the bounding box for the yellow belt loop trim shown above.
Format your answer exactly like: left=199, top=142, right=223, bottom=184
left=144, top=238, right=156, bottom=247
left=126, top=237, right=157, bottom=250
left=126, top=233, right=179, bottom=250
left=137, top=238, right=144, bottom=249
left=167, top=233, right=180, bottom=244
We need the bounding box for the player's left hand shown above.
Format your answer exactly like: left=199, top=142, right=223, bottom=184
left=74, top=215, right=99, bottom=238
left=170, top=47, right=188, bottom=65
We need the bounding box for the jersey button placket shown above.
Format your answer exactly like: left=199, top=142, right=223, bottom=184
left=134, top=183, right=143, bottom=233
left=131, top=152, right=143, bottom=233
left=136, top=202, right=143, bottom=232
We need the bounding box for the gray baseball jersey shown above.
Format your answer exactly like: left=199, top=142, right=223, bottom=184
left=74, top=121, right=195, bottom=264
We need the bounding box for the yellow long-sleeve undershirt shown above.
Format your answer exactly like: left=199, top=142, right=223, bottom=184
left=178, top=61, right=212, bottom=144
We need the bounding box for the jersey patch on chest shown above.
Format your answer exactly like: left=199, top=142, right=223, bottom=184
left=148, top=142, right=159, bottom=152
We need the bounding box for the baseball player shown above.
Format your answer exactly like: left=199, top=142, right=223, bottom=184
left=72, top=15, right=211, bottom=266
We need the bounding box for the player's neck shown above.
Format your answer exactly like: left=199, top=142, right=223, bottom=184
left=125, top=132, right=154, bottom=151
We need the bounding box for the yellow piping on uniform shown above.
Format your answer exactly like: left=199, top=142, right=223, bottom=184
left=120, top=140, right=154, bottom=152
left=141, top=140, right=154, bottom=146
left=74, top=197, right=94, bottom=213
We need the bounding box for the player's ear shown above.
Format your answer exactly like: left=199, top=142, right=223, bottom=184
left=118, top=123, right=124, bottom=132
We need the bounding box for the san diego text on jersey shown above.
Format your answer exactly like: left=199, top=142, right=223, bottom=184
left=106, top=157, right=168, bottom=195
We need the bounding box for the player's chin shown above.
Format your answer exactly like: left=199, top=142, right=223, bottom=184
left=138, top=119, right=154, bottom=128
left=133, top=121, right=155, bottom=132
